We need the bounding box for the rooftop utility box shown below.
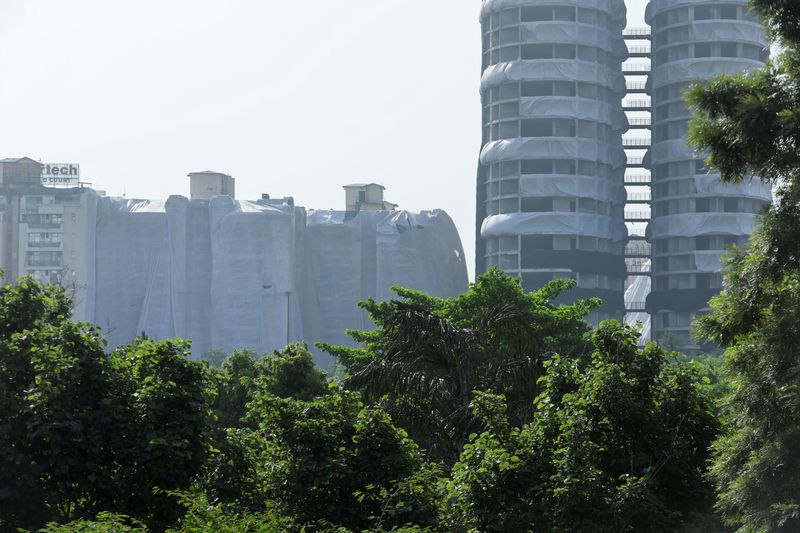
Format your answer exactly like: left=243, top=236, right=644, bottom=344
left=188, top=171, right=235, bottom=199
left=343, top=183, right=397, bottom=213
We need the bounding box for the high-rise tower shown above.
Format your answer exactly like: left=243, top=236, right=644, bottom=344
left=645, top=0, right=772, bottom=353
left=477, top=0, right=629, bottom=323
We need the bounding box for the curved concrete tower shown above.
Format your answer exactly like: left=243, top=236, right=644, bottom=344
left=645, top=0, right=772, bottom=353
left=476, top=0, right=629, bottom=323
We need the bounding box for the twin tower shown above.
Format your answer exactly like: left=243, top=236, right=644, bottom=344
left=476, top=0, right=772, bottom=354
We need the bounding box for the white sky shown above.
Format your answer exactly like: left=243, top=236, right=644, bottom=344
left=0, top=0, right=647, bottom=280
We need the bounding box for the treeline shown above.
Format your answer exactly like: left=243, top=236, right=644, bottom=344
left=1, top=271, right=725, bottom=532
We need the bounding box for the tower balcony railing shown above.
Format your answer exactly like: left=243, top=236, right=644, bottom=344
left=623, top=98, right=651, bottom=110
left=625, top=301, right=648, bottom=312
left=624, top=173, right=651, bottom=184
left=623, top=63, right=651, bottom=74
left=626, top=80, right=647, bottom=91
left=627, top=191, right=651, bottom=202
left=623, top=27, right=651, bottom=38
left=623, top=138, right=651, bottom=148
left=625, top=211, right=651, bottom=222
left=627, top=117, right=652, bottom=127
left=627, top=45, right=651, bottom=57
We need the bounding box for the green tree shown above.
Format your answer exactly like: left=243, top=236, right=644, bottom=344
left=323, top=268, right=595, bottom=462
left=687, top=2, right=800, bottom=529
left=212, top=344, right=329, bottom=430
left=0, top=277, right=217, bottom=531
left=248, top=389, right=441, bottom=531
left=0, top=279, right=124, bottom=528
left=112, top=338, right=216, bottom=530
left=446, top=322, right=721, bottom=533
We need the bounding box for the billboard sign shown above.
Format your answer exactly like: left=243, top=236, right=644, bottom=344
left=41, top=164, right=80, bottom=188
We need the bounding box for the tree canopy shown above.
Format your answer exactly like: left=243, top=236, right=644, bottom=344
left=687, top=1, right=800, bottom=529
left=323, top=268, right=596, bottom=462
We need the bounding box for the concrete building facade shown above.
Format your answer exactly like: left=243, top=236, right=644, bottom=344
left=476, top=0, right=629, bottom=323
left=645, top=0, right=772, bottom=352
left=0, top=158, right=96, bottom=320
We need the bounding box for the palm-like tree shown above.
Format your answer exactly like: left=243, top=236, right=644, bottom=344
left=343, top=273, right=595, bottom=462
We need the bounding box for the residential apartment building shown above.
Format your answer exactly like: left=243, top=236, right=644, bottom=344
left=476, top=0, right=629, bottom=323
left=476, top=0, right=772, bottom=352
left=0, top=157, right=97, bottom=320
left=645, top=0, right=772, bottom=352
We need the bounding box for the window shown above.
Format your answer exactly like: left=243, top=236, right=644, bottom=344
left=694, top=5, right=713, bottom=20
left=521, top=44, right=550, bottom=59
left=500, top=161, right=519, bottom=176
left=521, top=119, right=551, bottom=137
left=554, top=44, right=576, bottom=59
left=554, top=160, right=576, bottom=174
left=554, top=81, right=576, bottom=96
left=720, top=43, right=738, bottom=57
left=521, top=6, right=575, bottom=22
left=553, top=6, right=576, bottom=21
left=695, top=43, right=712, bottom=57
left=500, top=9, right=519, bottom=26
left=521, top=160, right=552, bottom=174
left=521, top=6, right=551, bottom=21
left=719, top=5, right=738, bottom=19
left=695, top=198, right=710, bottom=212
left=522, top=235, right=553, bottom=249
left=521, top=198, right=553, bottom=212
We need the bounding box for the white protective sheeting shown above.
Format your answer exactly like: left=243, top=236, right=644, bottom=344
left=481, top=0, right=626, bottom=20
left=648, top=213, right=758, bottom=239
left=519, top=175, right=626, bottom=203
left=519, top=97, right=629, bottom=131
left=481, top=138, right=627, bottom=168
left=482, top=213, right=628, bottom=241
left=624, top=261, right=652, bottom=344
left=303, top=210, right=468, bottom=368
left=482, top=60, right=626, bottom=94
left=92, top=197, right=467, bottom=368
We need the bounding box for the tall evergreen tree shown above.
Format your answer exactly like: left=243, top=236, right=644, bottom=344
left=688, top=2, right=800, bottom=529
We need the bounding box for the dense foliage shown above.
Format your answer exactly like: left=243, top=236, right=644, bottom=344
left=687, top=1, right=800, bottom=530
left=0, top=271, right=725, bottom=531
left=0, top=280, right=215, bottom=531
left=323, top=269, right=596, bottom=463
left=446, top=322, right=720, bottom=532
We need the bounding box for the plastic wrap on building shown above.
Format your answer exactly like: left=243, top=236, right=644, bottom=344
left=477, top=0, right=629, bottom=323
left=645, top=0, right=771, bottom=353
left=91, top=197, right=467, bottom=368
left=302, top=210, right=468, bottom=367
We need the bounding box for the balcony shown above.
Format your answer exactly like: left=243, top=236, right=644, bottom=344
left=622, top=63, right=651, bottom=75
left=623, top=98, right=651, bottom=111
left=627, top=44, right=651, bottom=58
left=623, top=138, right=651, bottom=149
left=625, top=210, right=651, bottom=222
left=623, top=27, right=651, bottom=39
left=625, top=173, right=651, bottom=184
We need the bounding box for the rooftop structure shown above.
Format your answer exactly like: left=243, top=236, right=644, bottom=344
left=188, top=170, right=235, bottom=200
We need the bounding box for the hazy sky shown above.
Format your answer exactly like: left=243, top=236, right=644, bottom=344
left=0, top=0, right=647, bottom=280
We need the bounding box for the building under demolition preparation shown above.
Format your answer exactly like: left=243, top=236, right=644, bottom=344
left=475, top=0, right=772, bottom=353
left=0, top=160, right=468, bottom=369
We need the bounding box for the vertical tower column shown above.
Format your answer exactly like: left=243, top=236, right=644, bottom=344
left=645, top=0, right=772, bottom=353
left=477, top=0, right=629, bottom=323
left=622, top=26, right=653, bottom=341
